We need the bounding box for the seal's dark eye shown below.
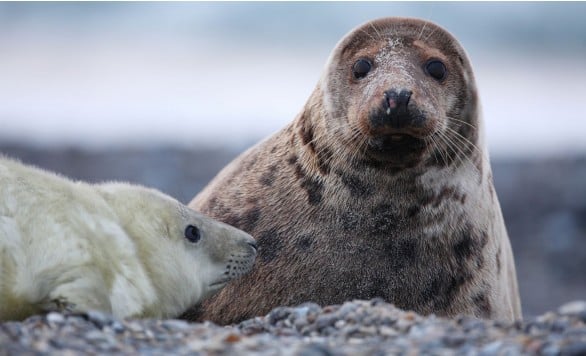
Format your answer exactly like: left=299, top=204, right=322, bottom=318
left=353, top=59, right=372, bottom=79
left=425, top=60, right=447, bottom=81
left=184, top=225, right=201, bottom=243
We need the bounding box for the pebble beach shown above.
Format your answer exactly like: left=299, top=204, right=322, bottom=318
left=1, top=299, right=585, bottom=355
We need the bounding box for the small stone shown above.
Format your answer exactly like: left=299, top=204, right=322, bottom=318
left=162, top=319, right=190, bottom=331
left=85, top=330, right=107, bottom=342
left=86, top=310, right=115, bottom=328
left=442, top=333, right=467, bottom=347
left=46, top=312, right=65, bottom=325
left=559, top=301, right=586, bottom=316
left=296, top=343, right=334, bottom=356
left=334, top=320, right=346, bottom=329
left=315, top=315, right=337, bottom=331
left=551, top=320, right=569, bottom=333
left=267, top=307, right=290, bottom=325
left=224, top=333, right=241, bottom=343
left=561, top=342, right=586, bottom=356
left=379, top=326, right=399, bottom=337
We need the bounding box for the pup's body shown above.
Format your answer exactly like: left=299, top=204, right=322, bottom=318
left=0, top=157, right=256, bottom=321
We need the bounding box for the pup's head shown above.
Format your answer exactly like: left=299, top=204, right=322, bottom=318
left=97, top=183, right=257, bottom=317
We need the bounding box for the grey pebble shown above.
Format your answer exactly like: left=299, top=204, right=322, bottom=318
left=46, top=312, right=65, bottom=324
left=559, top=301, right=586, bottom=316
left=561, top=341, right=586, bottom=356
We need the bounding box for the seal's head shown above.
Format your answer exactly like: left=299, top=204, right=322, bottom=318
left=167, top=202, right=258, bottom=298
left=319, top=17, right=479, bottom=168
left=96, top=183, right=257, bottom=317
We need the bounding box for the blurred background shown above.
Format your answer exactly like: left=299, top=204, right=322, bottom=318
left=0, top=2, right=584, bottom=318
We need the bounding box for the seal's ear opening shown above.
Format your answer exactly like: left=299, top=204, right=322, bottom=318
left=184, top=224, right=201, bottom=243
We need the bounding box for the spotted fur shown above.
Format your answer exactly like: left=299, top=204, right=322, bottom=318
left=188, top=17, right=521, bottom=324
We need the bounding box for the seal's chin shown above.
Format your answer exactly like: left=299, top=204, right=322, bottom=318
left=365, top=133, right=428, bottom=166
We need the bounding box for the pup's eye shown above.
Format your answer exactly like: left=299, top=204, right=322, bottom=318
left=184, top=225, right=201, bottom=243
left=353, top=59, right=372, bottom=79
left=425, top=60, right=447, bottom=81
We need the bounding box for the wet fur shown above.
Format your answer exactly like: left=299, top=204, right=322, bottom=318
left=188, top=17, right=521, bottom=324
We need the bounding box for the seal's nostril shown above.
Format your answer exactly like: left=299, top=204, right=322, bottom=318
left=384, top=89, right=411, bottom=111
left=399, top=89, right=412, bottom=107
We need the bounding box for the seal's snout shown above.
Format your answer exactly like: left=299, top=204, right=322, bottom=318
left=385, top=89, right=412, bottom=114
left=374, top=88, right=424, bottom=129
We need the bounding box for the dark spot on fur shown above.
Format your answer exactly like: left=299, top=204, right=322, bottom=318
left=453, top=226, right=489, bottom=272
left=287, top=154, right=298, bottom=166
left=316, top=147, right=332, bottom=175
left=433, top=186, right=455, bottom=207
left=294, top=164, right=305, bottom=180
left=299, top=113, right=314, bottom=148
left=292, top=161, right=324, bottom=205
left=384, top=239, right=418, bottom=270
left=221, top=206, right=261, bottom=234
left=372, top=203, right=402, bottom=233
left=420, top=272, right=471, bottom=310
left=270, top=146, right=277, bottom=154
left=453, top=230, right=474, bottom=261
left=257, top=228, right=283, bottom=263
left=341, top=211, right=360, bottom=231
left=418, top=186, right=465, bottom=208
left=407, top=205, right=420, bottom=218
left=300, top=175, right=324, bottom=205
left=259, top=164, right=278, bottom=186
left=472, top=292, right=492, bottom=317
left=296, top=234, right=313, bottom=251
left=337, top=170, right=373, bottom=197
left=460, top=193, right=467, bottom=204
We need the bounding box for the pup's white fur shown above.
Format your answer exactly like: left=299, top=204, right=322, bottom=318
left=0, top=157, right=256, bottom=321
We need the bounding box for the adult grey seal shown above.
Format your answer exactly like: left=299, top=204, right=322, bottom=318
left=188, top=17, right=521, bottom=324
left=0, top=156, right=257, bottom=321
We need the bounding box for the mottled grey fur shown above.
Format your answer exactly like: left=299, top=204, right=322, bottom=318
left=187, top=17, right=521, bottom=324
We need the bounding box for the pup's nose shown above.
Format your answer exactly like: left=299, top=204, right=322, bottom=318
left=384, top=89, right=412, bottom=114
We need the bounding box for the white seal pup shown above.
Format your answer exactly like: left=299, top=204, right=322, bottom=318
left=0, top=156, right=257, bottom=321
left=188, top=17, right=521, bottom=324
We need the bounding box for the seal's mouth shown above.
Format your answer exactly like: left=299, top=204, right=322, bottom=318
left=368, top=133, right=426, bottom=153
left=364, top=133, right=428, bottom=166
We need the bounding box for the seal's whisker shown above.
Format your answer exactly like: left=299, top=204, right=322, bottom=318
left=424, top=26, right=439, bottom=42
left=434, top=132, right=456, bottom=166
left=445, top=125, right=481, bottom=155
left=359, top=29, right=378, bottom=42
left=440, top=129, right=476, bottom=169
left=427, top=133, right=448, bottom=166
left=436, top=130, right=466, bottom=168
left=369, top=22, right=383, bottom=41
left=417, top=22, right=428, bottom=41
left=447, top=116, right=477, bottom=130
